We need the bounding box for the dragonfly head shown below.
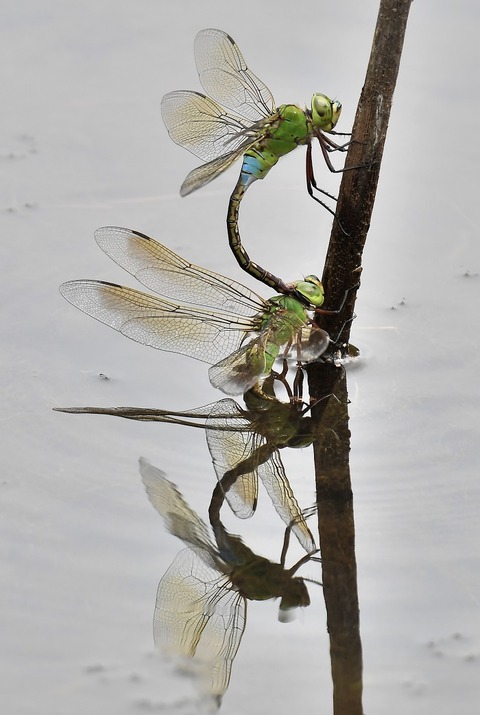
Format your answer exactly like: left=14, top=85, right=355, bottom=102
left=292, top=275, right=325, bottom=308
left=311, top=94, right=342, bottom=132
left=278, top=578, right=311, bottom=622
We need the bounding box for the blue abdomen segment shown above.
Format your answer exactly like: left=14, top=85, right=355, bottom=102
left=240, top=148, right=279, bottom=187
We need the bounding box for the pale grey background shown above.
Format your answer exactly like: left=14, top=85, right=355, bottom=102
left=1, top=1, right=479, bottom=713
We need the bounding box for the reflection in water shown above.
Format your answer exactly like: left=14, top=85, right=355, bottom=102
left=308, top=365, right=363, bottom=715
left=55, top=378, right=319, bottom=553
left=56, top=361, right=364, bottom=710
left=139, top=458, right=318, bottom=708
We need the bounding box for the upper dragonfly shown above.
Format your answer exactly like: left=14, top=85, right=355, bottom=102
left=59, top=227, right=329, bottom=397
left=161, top=28, right=348, bottom=293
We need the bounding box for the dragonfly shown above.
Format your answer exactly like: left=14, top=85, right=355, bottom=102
left=55, top=387, right=317, bottom=553
left=162, top=28, right=350, bottom=293
left=140, top=458, right=318, bottom=706
left=59, top=226, right=330, bottom=397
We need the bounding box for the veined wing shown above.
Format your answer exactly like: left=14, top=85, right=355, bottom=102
left=94, top=227, right=266, bottom=317
left=59, top=280, right=254, bottom=365
left=208, top=333, right=270, bottom=396
left=154, top=547, right=245, bottom=704
left=257, top=450, right=316, bottom=553
left=206, top=399, right=261, bottom=520
left=180, top=150, right=246, bottom=196
left=206, top=403, right=316, bottom=552
left=53, top=401, right=254, bottom=433
left=140, top=459, right=218, bottom=568
left=142, top=460, right=245, bottom=702
left=293, top=325, right=330, bottom=363
left=195, top=29, right=275, bottom=121
left=161, top=90, right=254, bottom=162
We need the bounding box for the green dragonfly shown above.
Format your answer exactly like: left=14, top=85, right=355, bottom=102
left=55, top=387, right=317, bottom=553
left=59, top=227, right=329, bottom=397
left=140, top=458, right=317, bottom=706
left=162, top=28, right=349, bottom=292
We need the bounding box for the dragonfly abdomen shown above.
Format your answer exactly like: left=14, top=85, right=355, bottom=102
left=224, top=103, right=313, bottom=292
left=239, top=148, right=278, bottom=186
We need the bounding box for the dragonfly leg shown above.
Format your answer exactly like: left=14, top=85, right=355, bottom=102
left=293, top=366, right=304, bottom=403
left=288, top=550, right=321, bottom=575
left=272, top=358, right=295, bottom=402
left=314, top=280, right=360, bottom=317
left=279, top=520, right=292, bottom=568
left=306, top=142, right=338, bottom=200
left=282, top=505, right=320, bottom=570
left=329, top=130, right=352, bottom=137
left=325, top=131, right=353, bottom=151
left=314, top=283, right=360, bottom=357
left=329, top=315, right=356, bottom=349
left=318, top=133, right=368, bottom=172
left=306, top=144, right=349, bottom=237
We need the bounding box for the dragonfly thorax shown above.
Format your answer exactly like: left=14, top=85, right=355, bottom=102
left=310, top=94, right=342, bottom=132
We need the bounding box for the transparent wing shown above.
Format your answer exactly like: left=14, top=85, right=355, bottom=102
left=206, top=399, right=261, bottom=519
left=94, top=227, right=266, bottom=317
left=206, top=401, right=315, bottom=551
left=54, top=401, right=254, bottom=433
left=257, top=450, right=316, bottom=553
left=59, top=280, right=253, bottom=366
left=154, top=548, right=245, bottom=703
left=286, top=325, right=331, bottom=363
left=195, top=29, right=275, bottom=121
left=140, top=459, right=217, bottom=566
left=180, top=151, right=244, bottom=196
left=208, top=334, right=269, bottom=396
left=161, top=90, right=254, bottom=162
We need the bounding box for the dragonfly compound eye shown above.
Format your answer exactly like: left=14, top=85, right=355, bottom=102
left=293, top=275, right=325, bottom=307
left=311, top=94, right=341, bottom=131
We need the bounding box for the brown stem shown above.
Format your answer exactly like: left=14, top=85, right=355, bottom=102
left=308, top=2, right=414, bottom=714
left=318, top=0, right=414, bottom=347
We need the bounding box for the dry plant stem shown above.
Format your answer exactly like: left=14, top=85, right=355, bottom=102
left=319, top=0, right=414, bottom=344
left=308, top=1, right=414, bottom=714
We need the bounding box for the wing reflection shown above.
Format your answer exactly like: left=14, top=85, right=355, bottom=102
left=55, top=379, right=317, bottom=553
left=140, top=458, right=318, bottom=706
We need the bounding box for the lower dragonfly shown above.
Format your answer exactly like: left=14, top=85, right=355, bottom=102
left=162, top=28, right=353, bottom=292
left=55, top=382, right=317, bottom=553
left=59, top=227, right=330, bottom=397
left=140, top=458, right=318, bottom=707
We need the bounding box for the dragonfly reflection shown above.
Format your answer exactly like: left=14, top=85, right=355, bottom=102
left=55, top=381, right=317, bottom=553
left=140, top=458, right=318, bottom=707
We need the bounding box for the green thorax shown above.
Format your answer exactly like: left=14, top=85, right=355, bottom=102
left=245, top=278, right=324, bottom=377
left=263, top=104, right=311, bottom=156
left=257, top=294, right=308, bottom=342
left=244, top=104, right=310, bottom=176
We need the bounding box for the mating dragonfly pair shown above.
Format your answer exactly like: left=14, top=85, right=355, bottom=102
left=62, top=29, right=352, bottom=399
left=59, top=28, right=353, bottom=706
